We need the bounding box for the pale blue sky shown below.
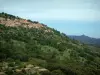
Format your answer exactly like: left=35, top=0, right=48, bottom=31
left=0, top=0, right=100, bottom=38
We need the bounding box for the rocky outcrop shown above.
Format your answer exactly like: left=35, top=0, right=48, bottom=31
left=0, top=17, right=44, bottom=28
left=0, top=62, right=49, bottom=75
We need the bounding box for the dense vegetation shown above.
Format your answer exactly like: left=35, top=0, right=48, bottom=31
left=0, top=24, right=100, bottom=75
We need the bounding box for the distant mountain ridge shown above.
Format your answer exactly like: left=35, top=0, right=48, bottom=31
left=68, top=35, right=100, bottom=46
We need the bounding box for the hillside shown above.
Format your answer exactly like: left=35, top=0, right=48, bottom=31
left=0, top=12, right=100, bottom=75
left=68, top=35, right=100, bottom=47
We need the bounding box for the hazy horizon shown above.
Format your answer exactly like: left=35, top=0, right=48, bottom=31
left=0, top=0, right=100, bottom=38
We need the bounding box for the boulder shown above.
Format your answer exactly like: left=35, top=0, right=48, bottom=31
left=26, top=64, right=34, bottom=68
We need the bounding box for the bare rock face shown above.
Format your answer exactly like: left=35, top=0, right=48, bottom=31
left=0, top=17, right=44, bottom=28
